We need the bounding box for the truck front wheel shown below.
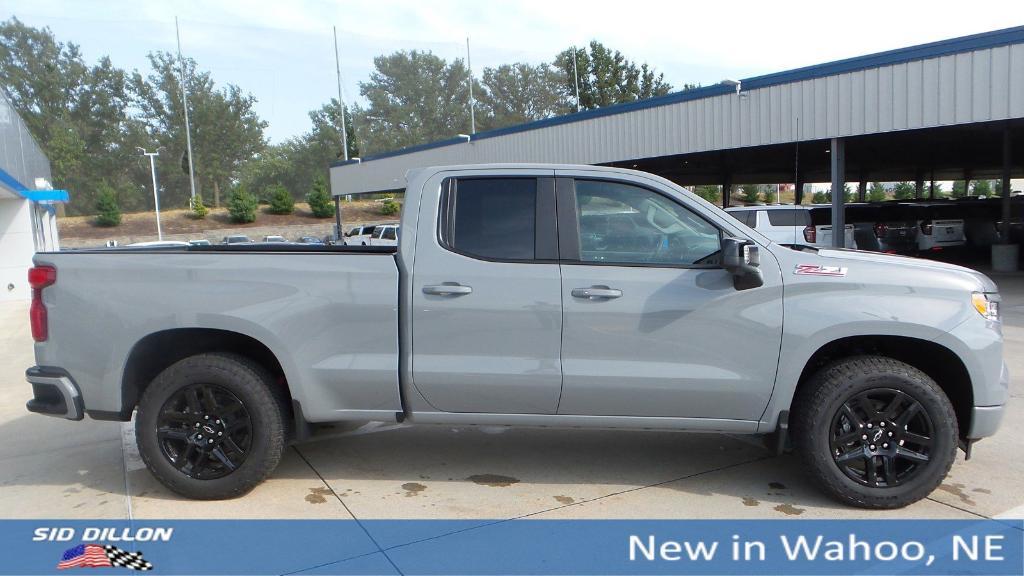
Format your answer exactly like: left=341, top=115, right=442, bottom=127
left=792, top=355, right=958, bottom=509
left=135, top=353, right=287, bottom=499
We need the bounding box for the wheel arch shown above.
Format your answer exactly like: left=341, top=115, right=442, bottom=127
left=115, top=328, right=293, bottom=421
left=790, top=335, right=973, bottom=438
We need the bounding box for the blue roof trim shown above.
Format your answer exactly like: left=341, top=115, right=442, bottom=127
left=0, top=166, right=68, bottom=202
left=332, top=25, right=1024, bottom=168
left=24, top=189, right=69, bottom=202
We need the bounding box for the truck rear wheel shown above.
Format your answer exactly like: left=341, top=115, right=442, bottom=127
left=792, top=355, right=958, bottom=509
left=135, top=353, right=287, bottom=499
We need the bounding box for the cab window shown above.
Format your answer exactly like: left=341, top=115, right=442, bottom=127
left=574, top=179, right=721, bottom=266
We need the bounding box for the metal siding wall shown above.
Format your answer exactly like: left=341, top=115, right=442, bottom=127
left=332, top=45, right=1024, bottom=195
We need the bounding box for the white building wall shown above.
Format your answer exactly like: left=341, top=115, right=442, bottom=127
left=0, top=197, right=35, bottom=301
left=332, top=41, right=1024, bottom=196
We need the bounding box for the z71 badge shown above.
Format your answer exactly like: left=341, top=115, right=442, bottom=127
left=795, top=264, right=848, bottom=277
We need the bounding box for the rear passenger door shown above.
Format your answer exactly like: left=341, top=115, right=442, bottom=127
left=410, top=173, right=563, bottom=414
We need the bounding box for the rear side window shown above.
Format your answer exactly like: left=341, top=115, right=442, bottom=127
left=729, top=210, right=754, bottom=228
left=767, top=209, right=811, bottom=227
left=444, top=178, right=537, bottom=261
left=383, top=227, right=397, bottom=240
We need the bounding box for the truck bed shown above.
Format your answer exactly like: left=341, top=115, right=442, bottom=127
left=32, top=248, right=403, bottom=423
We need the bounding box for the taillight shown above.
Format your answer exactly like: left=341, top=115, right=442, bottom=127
left=803, top=225, right=816, bottom=243
left=920, top=220, right=933, bottom=235
left=28, top=265, right=56, bottom=342
left=874, top=223, right=888, bottom=238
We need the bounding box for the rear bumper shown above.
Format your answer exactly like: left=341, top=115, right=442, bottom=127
left=25, top=366, right=83, bottom=421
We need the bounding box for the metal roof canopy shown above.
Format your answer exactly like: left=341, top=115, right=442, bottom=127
left=331, top=25, right=1024, bottom=198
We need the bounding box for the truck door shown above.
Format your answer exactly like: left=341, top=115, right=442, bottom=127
left=410, top=173, right=563, bottom=414
left=554, top=172, right=784, bottom=421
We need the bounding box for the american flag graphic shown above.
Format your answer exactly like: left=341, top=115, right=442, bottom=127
left=57, top=544, right=153, bottom=571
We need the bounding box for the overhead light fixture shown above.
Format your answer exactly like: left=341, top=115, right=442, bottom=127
left=720, top=79, right=742, bottom=95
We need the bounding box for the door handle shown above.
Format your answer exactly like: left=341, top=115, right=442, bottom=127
left=571, top=286, right=622, bottom=300
left=423, top=283, right=473, bottom=296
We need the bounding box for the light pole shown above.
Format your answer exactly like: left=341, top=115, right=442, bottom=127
left=138, top=147, right=164, bottom=240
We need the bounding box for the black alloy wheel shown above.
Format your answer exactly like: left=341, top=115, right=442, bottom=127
left=156, top=383, right=252, bottom=480
left=829, top=388, right=934, bottom=488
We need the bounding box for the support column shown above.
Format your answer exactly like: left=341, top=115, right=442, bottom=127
left=334, top=196, right=342, bottom=242
left=722, top=175, right=732, bottom=209
left=858, top=180, right=866, bottom=203
left=794, top=174, right=805, bottom=205
left=993, top=126, right=1018, bottom=272
left=831, top=137, right=846, bottom=248
left=915, top=175, right=924, bottom=199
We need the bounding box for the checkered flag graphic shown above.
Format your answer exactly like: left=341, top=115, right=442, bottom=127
left=104, top=545, right=153, bottom=571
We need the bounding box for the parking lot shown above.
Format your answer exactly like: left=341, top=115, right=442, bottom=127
left=1, top=269, right=1021, bottom=530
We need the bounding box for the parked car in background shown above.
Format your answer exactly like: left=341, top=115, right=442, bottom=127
left=188, top=239, right=211, bottom=246
left=368, top=223, right=399, bottom=246
left=912, top=203, right=966, bottom=252
left=344, top=224, right=378, bottom=245
left=126, top=241, right=190, bottom=248
left=867, top=204, right=920, bottom=254
left=297, top=236, right=325, bottom=245
left=221, top=235, right=252, bottom=244
left=262, top=235, right=288, bottom=243
left=726, top=205, right=856, bottom=248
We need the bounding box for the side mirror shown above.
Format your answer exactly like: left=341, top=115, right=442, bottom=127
left=722, top=237, right=764, bottom=290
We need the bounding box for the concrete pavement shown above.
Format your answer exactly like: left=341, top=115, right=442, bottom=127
left=1, top=273, right=1021, bottom=533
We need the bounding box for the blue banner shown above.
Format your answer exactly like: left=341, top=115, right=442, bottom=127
left=3, top=520, right=1021, bottom=575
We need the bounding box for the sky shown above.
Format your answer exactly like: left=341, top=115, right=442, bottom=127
left=6, top=0, right=1023, bottom=143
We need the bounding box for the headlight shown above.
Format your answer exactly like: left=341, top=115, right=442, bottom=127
left=972, top=292, right=1000, bottom=321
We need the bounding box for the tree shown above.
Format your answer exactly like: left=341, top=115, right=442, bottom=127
left=189, top=194, right=208, bottom=219
left=0, top=17, right=146, bottom=215
left=951, top=180, right=968, bottom=198
left=972, top=180, right=992, bottom=197
left=227, top=185, right=258, bottom=223
left=267, top=184, right=295, bottom=215
left=477, top=63, right=564, bottom=129
left=94, top=182, right=122, bottom=226
left=867, top=182, right=887, bottom=202
left=930, top=182, right=945, bottom=198
left=740, top=184, right=762, bottom=204
left=762, top=187, right=777, bottom=203
left=380, top=199, right=400, bottom=216
left=352, top=50, right=474, bottom=154
left=811, top=190, right=828, bottom=204
left=892, top=181, right=915, bottom=200
left=691, top=185, right=721, bottom=203
left=306, top=175, right=333, bottom=218
left=131, top=52, right=266, bottom=208
left=552, top=41, right=676, bottom=110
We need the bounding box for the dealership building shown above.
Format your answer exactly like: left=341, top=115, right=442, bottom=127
left=0, top=90, right=64, bottom=301
left=330, top=26, right=1023, bottom=259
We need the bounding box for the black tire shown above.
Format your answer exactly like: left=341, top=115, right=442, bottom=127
left=135, top=353, right=288, bottom=500
left=791, top=355, right=958, bottom=509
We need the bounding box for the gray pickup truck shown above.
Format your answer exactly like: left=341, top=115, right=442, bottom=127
left=25, top=164, right=1006, bottom=508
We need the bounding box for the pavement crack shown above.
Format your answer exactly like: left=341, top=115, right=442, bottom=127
left=291, top=445, right=405, bottom=575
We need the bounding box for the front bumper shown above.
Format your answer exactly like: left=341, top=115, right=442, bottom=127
left=966, top=362, right=1009, bottom=440
left=25, top=366, right=83, bottom=421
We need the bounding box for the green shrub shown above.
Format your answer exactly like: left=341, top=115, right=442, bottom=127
left=94, top=183, right=122, bottom=227
left=739, top=185, right=761, bottom=204
left=227, top=185, right=258, bottom=223
left=380, top=199, right=400, bottom=216
left=306, top=176, right=334, bottom=218
left=189, top=194, right=208, bottom=219
left=267, top=184, right=295, bottom=215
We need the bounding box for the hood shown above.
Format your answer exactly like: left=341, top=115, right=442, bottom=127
left=813, top=247, right=997, bottom=292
